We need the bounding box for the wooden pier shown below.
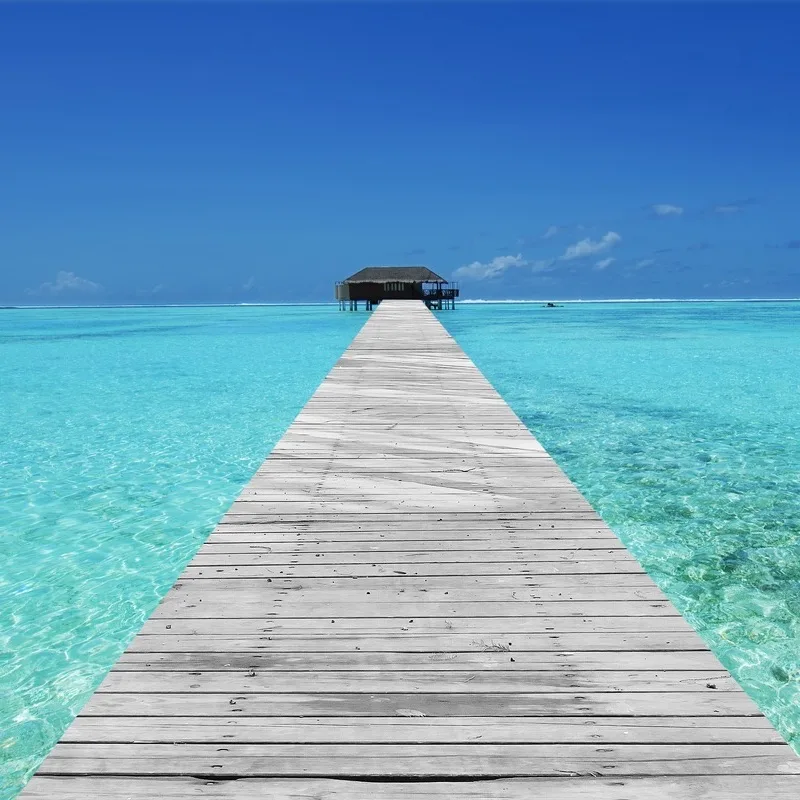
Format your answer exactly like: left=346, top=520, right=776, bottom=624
left=23, top=300, right=799, bottom=798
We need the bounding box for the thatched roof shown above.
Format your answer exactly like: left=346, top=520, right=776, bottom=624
left=343, top=266, right=448, bottom=284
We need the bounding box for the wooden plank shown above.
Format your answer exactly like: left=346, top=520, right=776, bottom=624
left=22, top=299, right=798, bottom=798
left=178, top=562, right=646, bottom=578
left=137, top=615, right=699, bottom=634
left=160, top=584, right=667, bottom=600
left=151, top=600, right=679, bottom=618
left=201, top=537, right=626, bottom=549
left=114, top=650, right=724, bottom=671
left=78, top=691, right=764, bottom=717
left=124, top=632, right=712, bottom=653
left=18, top=776, right=800, bottom=799
left=169, top=575, right=660, bottom=590
left=35, top=743, right=800, bottom=777
left=167, top=573, right=658, bottom=586
left=177, top=577, right=659, bottom=593
left=225, top=502, right=597, bottom=514
left=186, top=549, right=634, bottom=565
left=61, top=715, right=785, bottom=744
left=214, top=519, right=612, bottom=531
left=221, top=512, right=604, bottom=521
left=205, top=536, right=620, bottom=547
left=96, top=670, right=740, bottom=694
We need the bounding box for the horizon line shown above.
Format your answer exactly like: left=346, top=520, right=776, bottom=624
left=3, top=297, right=800, bottom=310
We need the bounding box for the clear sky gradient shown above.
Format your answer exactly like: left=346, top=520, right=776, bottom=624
left=2, top=2, right=799, bottom=303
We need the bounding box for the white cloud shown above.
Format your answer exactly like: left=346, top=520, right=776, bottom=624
left=454, top=254, right=527, bottom=280
left=714, top=204, right=740, bottom=214
left=560, top=231, right=621, bottom=261
left=651, top=204, right=683, bottom=216
left=242, top=276, right=256, bottom=292
left=28, top=271, right=102, bottom=295
left=594, top=257, right=615, bottom=271
left=636, top=258, right=655, bottom=268
left=542, top=225, right=560, bottom=239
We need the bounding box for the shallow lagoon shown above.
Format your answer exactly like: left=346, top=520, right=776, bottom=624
left=443, top=301, right=800, bottom=750
left=0, top=305, right=365, bottom=797
left=2, top=300, right=799, bottom=796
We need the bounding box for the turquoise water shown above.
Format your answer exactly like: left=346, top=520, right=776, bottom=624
left=2, top=302, right=800, bottom=796
left=0, top=306, right=365, bottom=798
left=443, top=301, right=800, bottom=749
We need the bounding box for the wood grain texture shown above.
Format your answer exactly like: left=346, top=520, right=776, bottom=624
left=60, top=715, right=786, bottom=744
left=33, top=743, right=800, bottom=778
left=22, top=300, right=798, bottom=797
left=18, top=776, right=800, bottom=800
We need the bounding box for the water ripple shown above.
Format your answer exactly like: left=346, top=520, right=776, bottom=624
left=444, top=301, right=800, bottom=752
left=0, top=305, right=364, bottom=798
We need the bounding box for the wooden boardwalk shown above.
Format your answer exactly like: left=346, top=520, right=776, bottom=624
left=23, top=300, right=799, bottom=798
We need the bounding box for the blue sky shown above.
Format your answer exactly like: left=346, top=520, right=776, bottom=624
left=1, top=2, right=798, bottom=303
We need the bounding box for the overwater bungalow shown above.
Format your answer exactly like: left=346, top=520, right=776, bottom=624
left=335, top=265, right=459, bottom=310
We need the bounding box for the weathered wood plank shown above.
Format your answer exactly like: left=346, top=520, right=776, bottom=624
left=61, top=715, right=785, bottom=744
left=137, top=615, right=699, bottom=634
left=214, top=519, right=611, bottom=531
left=78, top=691, right=764, bottom=717
left=160, top=584, right=667, bottom=601
left=152, top=600, right=678, bottom=618
left=96, top=669, right=739, bottom=694
left=221, top=512, right=604, bottom=521
left=186, top=549, right=634, bottom=565
left=114, top=650, right=723, bottom=671
left=169, top=575, right=660, bottom=591
left=179, top=562, right=647, bottom=578
left=176, top=577, right=660, bottom=594
left=124, top=632, right=711, bottom=653
left=36, top=743, right=800, bottom=777
left=19, top=776, right=800, bottom=799
left=201, top=537, right=626, bottom=549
